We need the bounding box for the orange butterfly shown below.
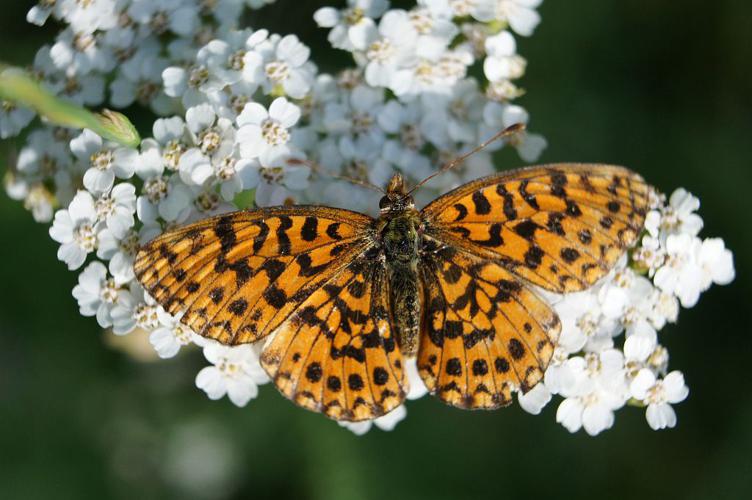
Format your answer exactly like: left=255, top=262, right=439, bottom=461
left=134, top=132, right=649, bottom=421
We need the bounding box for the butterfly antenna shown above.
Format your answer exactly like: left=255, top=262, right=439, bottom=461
left=406, top=123, right=527, bottom=196
left=286, top=158, right=386, bottom=194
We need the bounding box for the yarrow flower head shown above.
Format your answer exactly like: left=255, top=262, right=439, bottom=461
left=2, top=0, right=736, bottom=438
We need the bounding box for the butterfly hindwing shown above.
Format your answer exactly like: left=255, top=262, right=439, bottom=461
left=134, top=207, right=374, bottom=345
left=260, top=252, right=407, bottom=421
left=421, top=164, right=649, bottom=292
left=418, top=236, right=560, bottom=408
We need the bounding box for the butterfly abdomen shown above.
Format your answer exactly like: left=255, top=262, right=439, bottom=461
left=380, top=210, right=422, bottom=357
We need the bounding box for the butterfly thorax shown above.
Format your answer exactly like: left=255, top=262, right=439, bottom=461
left=378, top=173, right=422, bottom=357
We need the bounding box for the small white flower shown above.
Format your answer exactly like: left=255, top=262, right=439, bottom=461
left=97, top=227, right=140, bottom=285
left=57, top=0, right=118, bottom=34
left=518, top=383, right=551, bottom=415
left=110, top=284, right=160, bottom=335
left=314, top=0, right=389, bottom=51
left=632, top=234, right=665, bottom=273
left=661, top=188, right=704, bottom=237
left=128, top=0, right=199, bottom=37
left=137, top=175, right=194, bottom=224
left=696, top=237, right=735, bottom=288
left=0, top=101, right=35, bottom=139
left=339, top=404, right=408, bottom=435
left=253, top=147, right=310, bottom=206
left=483, top=31, right=526, bottom=83
left=448, top=0, right=496, bottom=22
left=654, top=233, right=704, bottom=308
left=49, top=28, right=114, bottom=75
left=71, top=261, right=123, bottom=328
left=630, top=369, right=689, bottom=430
left=94, top=183, right=137, bottom=238
left=196, top=342, right=269, bottom=407
left=16, top=128, right=73, bottom=177
left=110, top=51, right=173, bottom=113
left=496, top=0, right=543, bottom=37
left=185, top=104, right=236, bottom=156
left=236, top=97, right=300, bottom=161
left=150, top=309, right=199, bottom=358
left=49, top=190, right=101, bottom=270
left=554, top=288, right=618, bottom=354
left=420, top=78, right=484, bottom=146
left=555, top=350, right=629, bottom=436
left=250, top=34, right=314, bottom=99
left=71, top=130, right=137, bottom=194
left=362, top=10, right=419, bottom=92
left=136, top=116, right=189, bottom=180
left=555, top=388, right=624, bottom=436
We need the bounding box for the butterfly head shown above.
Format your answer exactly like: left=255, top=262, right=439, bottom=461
left=379, top=173, right=414, bottom=213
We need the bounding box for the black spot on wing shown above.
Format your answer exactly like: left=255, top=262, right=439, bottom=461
left=301, top=216, right=318, bottom=241
left=276, top=216, right=293, bottom=255
left=524, top=245, right=544, bottom=269
left=453, top=203, right=468, bottom=221
left=518, top=180, right=539, bottom=210
left=474, top=223, right=504, bottom=247
left=472, top=190, right=492, bottom=215
left=214, top=215, right=236, bottom=253
left=496, top=184, right=517, bottom=220
left=326, top=222, right=343, bottom=240
left=252, top=221, right=269, bottom=253
left=513, top=220, right=539, bottom=240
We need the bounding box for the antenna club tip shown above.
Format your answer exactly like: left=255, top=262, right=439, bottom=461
left=505, top=123, right=526, bottom=134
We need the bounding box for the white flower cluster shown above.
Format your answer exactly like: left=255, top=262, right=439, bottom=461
left=516, top=188, right=735, bottom=434
left=2, top=0, right=735, bottom=436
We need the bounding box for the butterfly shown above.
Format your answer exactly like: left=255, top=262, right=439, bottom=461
left=135, top=150, right=649, bottom=422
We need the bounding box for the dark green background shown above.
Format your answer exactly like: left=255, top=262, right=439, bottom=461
left=1, top=1, right=749, bottom=499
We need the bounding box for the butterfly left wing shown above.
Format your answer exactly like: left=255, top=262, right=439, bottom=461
left=134, top=207, right=375, bottom=345
left=260, top=251, right=408, bottom=421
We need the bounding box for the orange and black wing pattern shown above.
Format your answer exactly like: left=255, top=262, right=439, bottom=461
left=134, top=206, right=374, bottom=345
left=417, top=164, right=648, bottom=408
left=134, top=206, right=407, bottom=421
left=418, top=236, right=560, bottom=408
left=421, top=164, right=649, bottom=293
left=260, top=252, right=407, bottom=421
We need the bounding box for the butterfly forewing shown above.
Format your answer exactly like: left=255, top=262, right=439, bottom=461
left=421, top=164, right=649, bottom=293
left=134, top=207, right=374, bottom=345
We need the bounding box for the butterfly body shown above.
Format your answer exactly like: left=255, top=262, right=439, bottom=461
left=377, top=176, right=423, bottom=357
left=135, top=164, right=650, bottom=421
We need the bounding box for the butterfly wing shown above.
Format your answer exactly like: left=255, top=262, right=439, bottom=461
left=260, top=251, right=407, bottom=421
left=419, top=237, right=560, bottom=408
left=421, top=164, right=649, bottom=292
left=134, top=206, right=375, bottom=345
left=135, top=206, right=406, bottom=421
left=417, top=164, right=649, bottom=407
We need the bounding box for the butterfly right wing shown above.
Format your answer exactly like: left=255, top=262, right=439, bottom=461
left=134, top=206, right=374, bottom=345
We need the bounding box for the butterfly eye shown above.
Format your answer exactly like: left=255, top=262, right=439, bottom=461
left=379, top=196, right=391, bottom=209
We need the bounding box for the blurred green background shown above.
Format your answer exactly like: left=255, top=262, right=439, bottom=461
left=1, top=1, right=750, bottom=499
